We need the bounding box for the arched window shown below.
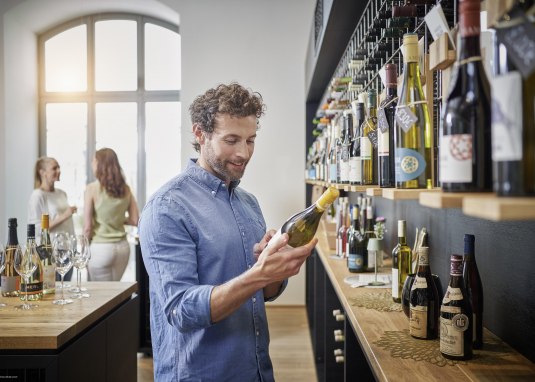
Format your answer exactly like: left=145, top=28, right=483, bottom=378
left=38, top=13, right=181, bottom=212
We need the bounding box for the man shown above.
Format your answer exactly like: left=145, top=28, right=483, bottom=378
left=139, top=82, right=316, bottom=381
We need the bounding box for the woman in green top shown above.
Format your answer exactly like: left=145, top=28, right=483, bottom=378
left=83, top=148, right=139, bottom=281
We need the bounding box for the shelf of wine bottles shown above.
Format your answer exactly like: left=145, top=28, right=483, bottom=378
left=306, top=0, right=535, bottom=205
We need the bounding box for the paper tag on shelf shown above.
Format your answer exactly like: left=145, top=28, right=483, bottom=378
left=495, top=14, right=535, bottom=79
left=377, top=108, right=389, bottom=133
left=395, top=106, right=418, bottom=133
left=425, top=4, right=455, bottom=49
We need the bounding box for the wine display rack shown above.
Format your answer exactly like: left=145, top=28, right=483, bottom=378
left=305, top=1, right=535, bottom=380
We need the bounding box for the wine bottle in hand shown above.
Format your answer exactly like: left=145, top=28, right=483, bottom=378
left=268, top=186, right=340, bottom=249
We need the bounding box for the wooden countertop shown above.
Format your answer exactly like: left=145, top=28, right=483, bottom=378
left=0, top=281, right=137, bottom=350
left=315, top=222, right=535, bottom=381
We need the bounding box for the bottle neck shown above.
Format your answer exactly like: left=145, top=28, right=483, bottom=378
left=459, top=35, right=481, bottom=61
left=402, top=61, right=422, bottom=86
left=368, top=104, right=377, bottom=118
left=7, top=227, right=18, bottom=246
left=386, top=86, right=397, bottom=98
left=398, top=235, right=407, bottom=245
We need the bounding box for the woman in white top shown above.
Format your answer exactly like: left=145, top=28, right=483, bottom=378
left=28, top=157, right=77, bottom=280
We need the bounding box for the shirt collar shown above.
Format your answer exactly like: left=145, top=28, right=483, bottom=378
left=186, top=158, right=241, bottom=194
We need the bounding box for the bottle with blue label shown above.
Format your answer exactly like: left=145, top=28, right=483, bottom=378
left=394, top=33, right=434, bottom=189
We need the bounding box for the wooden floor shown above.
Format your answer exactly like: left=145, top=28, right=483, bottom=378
left=137, top=306, right=317, bottom=381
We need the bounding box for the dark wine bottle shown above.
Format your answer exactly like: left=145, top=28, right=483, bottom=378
left=340, top=111, right=353, bottom=184
left=349, top=101, right=365, bottom=185
left=492, top=1, right=535, bottom=196
left=440, top=254, right=473, bottom=360
left=361, top=89, right=378, bottom=185
left=378, top=64, right=398, bottom=188
left=440, top=0, right=492, bottom=192
left=1, top=218, right=21, bottom=297
left=463, top=234, right=483, bottom=349
left=409, top=246, right=440, bottom=339
left=347, top=206, right=366, bottom=273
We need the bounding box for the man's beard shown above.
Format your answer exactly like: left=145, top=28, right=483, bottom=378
left=204, top=143, right=248, bottom=183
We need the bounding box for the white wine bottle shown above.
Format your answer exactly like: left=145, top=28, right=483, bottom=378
left=268, top=186, right=340, bottom=248
left=37, top=214, right=56, bottom=294
left=19, top=224, right=44, bottom=301
left=392, top=220, right=412, bottom=303
left=395, top=33, right=434, bottom=189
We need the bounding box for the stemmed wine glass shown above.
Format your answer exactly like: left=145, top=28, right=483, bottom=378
left=70, top=235, right=91, bottom=299
left=52, top=233, right=74, bottom=305
left=0, top=243, right=6, bottom=307
left=13, top=244, right=39, bottom=310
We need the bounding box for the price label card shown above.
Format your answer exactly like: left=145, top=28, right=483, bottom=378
left=496, top=15, right=535, bottom=79
left=424, top=4, right=455, bottom=48
left=367, top=122, right=379, bottom=149
left=395, top=106, right=418, bottom=133
left=377, top=108, right=389, bottom=133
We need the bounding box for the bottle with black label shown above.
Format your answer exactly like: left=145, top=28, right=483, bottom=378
left=19, top=224, right=44, bottom=301
left=378, top=64, right=398, bottom=188
left=440, top=254, right=473, bottom=360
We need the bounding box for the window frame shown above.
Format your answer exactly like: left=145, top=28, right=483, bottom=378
left=38, top=13, right=180, bottom=208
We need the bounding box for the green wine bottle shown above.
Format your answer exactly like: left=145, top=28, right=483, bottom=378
left=395, top=33, right=434, bottom=189
left=392, top=220, right=412, bottom=303
left=269, top=186, right=340, bottom=248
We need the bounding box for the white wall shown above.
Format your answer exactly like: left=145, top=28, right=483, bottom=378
left=0, top=0, right=314, bottom=305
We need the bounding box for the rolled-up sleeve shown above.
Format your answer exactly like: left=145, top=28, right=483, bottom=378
left=139, top=195, right=214, bottom=332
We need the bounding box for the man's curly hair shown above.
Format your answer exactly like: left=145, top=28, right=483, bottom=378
left=189, top=82, right=266, bottom=152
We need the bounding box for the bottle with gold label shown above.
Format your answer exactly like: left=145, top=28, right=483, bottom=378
left=1, top=218, right=21, bottom=297
left=19, top=224, right=44, bottom=301
left=38, top=214, right=56, bottom=294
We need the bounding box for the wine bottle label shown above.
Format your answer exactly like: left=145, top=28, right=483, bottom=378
left=395, top=105, right=418, bottom=133
left=491, top=72, right=523, bottom=162
left=411, top=275, right=428, bottom=290
left=348, top=157, right=361, bottom=183
left=410, top=305, right=428, bottom=338
left=378, top=129, right=389, bottom=156
left=1, top=275, right=20, bottom=293
left=340, top=161, right=350, bottom=182
left=21, top=282, right=43, bottom=294
left=361, top=137, right=372, bottom=159
left=377, top=108, right=389, bottom=133
left=348, top=253, right=365, bottom=271
left=442, top=286, right=463, bottom=304
left=440, top=316, right=466, bottom=356
left=392, top=268, right=400, bottom=298
left=439, top=135, right=473, bottom=183
left=395, top=148, right=426, bottom=181
left=495, top=13, right=535, bottom=79
left=43, top=265, right=56, bottom=291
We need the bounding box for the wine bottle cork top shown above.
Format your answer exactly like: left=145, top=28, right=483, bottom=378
left=403, top=33, right=418, bottom=45
left=317, top=187, right=340, bottom=210
left=27, top=224, right=35, bottom=238
left=41, top=214, right=50, bottom=229
left=8, top=217, right=17, bottom=227
left=385, top=64, right=398, bottom=86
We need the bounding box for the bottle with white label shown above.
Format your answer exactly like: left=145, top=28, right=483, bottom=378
left=378, top=64, right=398, bottom=188
left=394, top=33, right=434, bottom=189
left=409, top=246, right=439, bottom=339
left=441, top=0, right=492, bottom=192
left=340, top=110, right=352, bottom=184
left=440, top=254, right=473, bottom=360
left=349, top=101, right=365, bottom=185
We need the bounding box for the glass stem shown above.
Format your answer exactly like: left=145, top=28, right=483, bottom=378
left=61, top=275, right=65, bottom=301
left=25, top=276, right=29, bottom=307
left=77, top=268, right=81, bottom=289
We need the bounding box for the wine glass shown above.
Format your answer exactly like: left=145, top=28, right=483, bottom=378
left=70, top=235, right=91, bottom=299
left=13, top=244, right=39, bottom=310
left=0, top=243, right=6, bottom=307
left=52, top=233, right=74, bottom=305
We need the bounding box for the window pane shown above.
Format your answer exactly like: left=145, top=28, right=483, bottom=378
left=145, top=23, right=181, bottom=90
left=45, top=103, right=88, bottom=210
left=95, top=103, right=138, bottom=198
left=146, top=102, right=181, bottom=198
left=95, top=20, right=137, bottom=91
left=45, top=25, right=87, bottom=92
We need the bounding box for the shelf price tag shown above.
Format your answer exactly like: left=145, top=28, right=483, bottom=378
left=377, top=108, right=389, bottom=133
left=395, top=105, right=418, bottom=133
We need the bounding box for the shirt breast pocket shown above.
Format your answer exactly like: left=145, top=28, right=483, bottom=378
left=247, top=217, right=265, bottom=242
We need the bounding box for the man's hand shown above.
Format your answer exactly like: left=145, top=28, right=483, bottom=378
left=253, top=229, right=277, bottom=261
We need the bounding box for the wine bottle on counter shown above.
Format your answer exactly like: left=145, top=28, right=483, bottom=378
left=392, top=220, right=412, bottom=303
left=364, top=205, right=377, bottom=272
left=349, top=101, right=365, bottom=185
left=440, top=254, right=473, bottom=361
left=1, top=218, right=21, bottom=297
left=440, top=0, right=492, bottom=192
left=38, top=214, right=55, bottom=295
left=361, top=89, right=378, bottom=185
left=492, top=2, right=535, bottom=196
left=19, top=224, right=44, bottom=301
left=463, top=234, right=483, bottom=349
left=409, top=246, right=440, bottom=339
left=347, top=206, right=366, bottom=273
left=395, top=33, right=434, bottom=189
left=378, top=64, right=398, bottom=188
left=268, top=186, right=340, bottom=249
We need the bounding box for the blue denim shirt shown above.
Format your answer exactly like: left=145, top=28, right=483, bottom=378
left=139, top=159, right=286, bottom=382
